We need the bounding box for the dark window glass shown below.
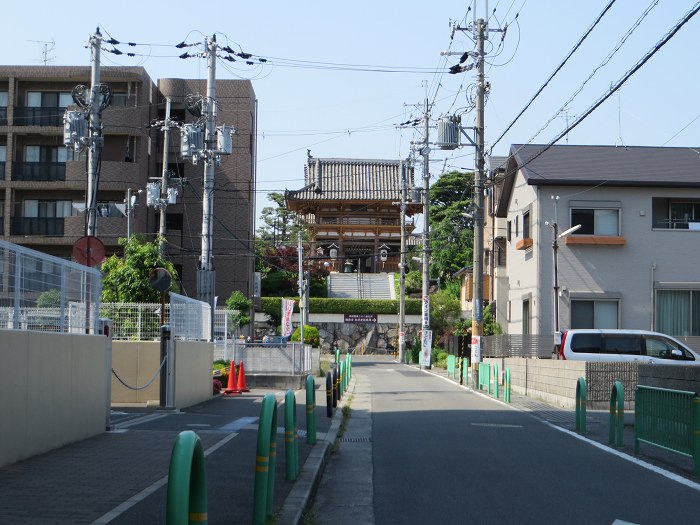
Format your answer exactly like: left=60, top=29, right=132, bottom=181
left=570, top=333, right=602, bottom=353
left=603, top=335, right=641, bottom=355
left=572, top=209, right=595, bottom=234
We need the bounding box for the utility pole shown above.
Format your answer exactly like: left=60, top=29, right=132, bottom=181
left=86, top=29, right=102, bottom=237
left=159, top=97, right=172, bottom=256
left=398, top=160, right=408, bottom=363
left=420, top=92, right=431, bottom=370
left=297, top=230, right=306, bottom=345
left=471, top=18, right=486, bottom=364
left=198, top=35, right=217, bottom=315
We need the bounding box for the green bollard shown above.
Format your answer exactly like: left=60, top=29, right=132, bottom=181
left=166, top=430, right=208, bottom=525
left=493, top=363, right=499, bottom=399
left=609, top=380, right=624, bottom=447
left=284, top=390, right=299, bottom=481
left=335, top=348, right=340, bottom=364
left=326, top=371, right=333, bottom=417
left=253, top=394, right=277, bottom=525
left=339, top=361, right=345, bottom=399
left=306, top=375, right=317, bottom=444
left=333, top=365, right=339, bottom=406
left=504, top=368, right=511, bottom=404
left=575, top=377, right=587, bottom=434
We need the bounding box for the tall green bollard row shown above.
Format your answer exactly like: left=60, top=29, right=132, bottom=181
left=493, top=363, right=499, bottom=399
left=166, top=430, right=208, bottom=525
left=285, top=390, right=299, bottom=481
left=253, top=394, right=278, bottom=525
left=575, top=377, right=587, bottom=434
left=609, top=381, right=625, bottom=447
left=326, top=371, right=333, bottom=418
left=306, top=374, right=317, bottom=444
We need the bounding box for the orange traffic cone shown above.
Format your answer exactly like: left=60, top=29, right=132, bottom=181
left=225, top=360, right=241, bottom=395
left=237, top=361, right=250, bottom=392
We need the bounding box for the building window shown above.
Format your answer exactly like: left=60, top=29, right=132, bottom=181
left=571, top=208, right=619, bottom=235
left=27, top=91, right=72, bottom=109
left=652, top=198, right=700, bottom=229
left=25, top=145, right=72, bottom=162
left=571, top=300, right=618, bottom=328
left=522, top=299, right=530, bottom=334
left=656, top=290, right=700, bottom=336
left=515, top=215, right=519, bottom=237
left=0, top=91, right=7, bottom=107
left=23, top=200, right=73, bottom=218
left=506, top=221, right=511, bottom=241
left=523, top=211, right=530, bottom=239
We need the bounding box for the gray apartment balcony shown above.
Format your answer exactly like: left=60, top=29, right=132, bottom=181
left=13, top=107, right=64, bottom=127
left=10, top=217, right=64, bottom=236
left=12, top=162, right=66, bottom=182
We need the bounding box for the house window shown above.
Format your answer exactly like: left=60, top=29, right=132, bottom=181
left=23, top=200, right=73, bottom=218
left=571, top=300, right=618, bottom=328
left=571, top=208, right=619, bottom=235
left=656, top=290, right=700, bottom=336
left=652, top=198, right=700, bottom=229
left=522, top=299, right=530, bottom=334
left=506, top=221, right=511, bottom=241
left=25, top=145, right=72, bottom=162
left=27, top=91, right=72, bottom=109
left=523, top=211, right=530, bottom=239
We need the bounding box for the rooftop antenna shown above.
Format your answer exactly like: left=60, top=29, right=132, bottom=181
left=557, top=106, right=576, bottom=144
left=614, top=83, right=625, bottom=147
left=28, top=39, right=56, bottom=65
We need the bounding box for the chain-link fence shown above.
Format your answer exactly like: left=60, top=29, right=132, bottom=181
left=0, top=240, right=102, bottom=333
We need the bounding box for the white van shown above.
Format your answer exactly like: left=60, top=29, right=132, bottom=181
left=559, top=329, right=700, bottom=364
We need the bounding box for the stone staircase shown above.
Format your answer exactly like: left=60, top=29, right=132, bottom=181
left=328, top=272, right=395, bottom=300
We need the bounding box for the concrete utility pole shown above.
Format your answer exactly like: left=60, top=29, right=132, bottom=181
left=398, top=160, right=408, bottom=363
left=197, top=35, right=217, bottom=312
left=159, top=97, right=172, bottom=256
left=86, top=29, right=102, bottom=237
left=421, top=94, right=431, bottom=369
left=471, top=18, right=486, bottom=350
left=297, top=230, right=306, bottom=345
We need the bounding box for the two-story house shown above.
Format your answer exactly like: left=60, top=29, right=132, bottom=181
left=496, top=144, right=700, bottom=341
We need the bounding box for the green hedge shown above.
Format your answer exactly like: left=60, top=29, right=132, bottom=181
left=260, top=296, right=421, bottom=317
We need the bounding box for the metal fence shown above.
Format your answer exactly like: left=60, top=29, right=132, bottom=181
left=169, top=292, right=210, bottom=341
left=482, top=334, right=554, bottom=358
left=233, top=342, right=313, bottom=375
left=0, top=239, right=102, bottom=333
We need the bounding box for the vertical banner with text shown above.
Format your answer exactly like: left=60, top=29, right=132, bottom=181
left=281, top=298, right=295, bottom=337
left=421, top=330, right=433, bottom=367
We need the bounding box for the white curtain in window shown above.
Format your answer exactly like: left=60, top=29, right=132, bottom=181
left=59, top=92, right=73, bottom=108
left=23, top=200, right=38, bottom=217
left=25, top=146, right=40, bottom=162
left=56, top=201, right=72, bottom=217
left=656, top=290, right=690, bottom=336
left=27, top=92, right=41, bottom=107
left=594, top=301, right=618, bottom=328
left=595, top=209, right=618, bottom=235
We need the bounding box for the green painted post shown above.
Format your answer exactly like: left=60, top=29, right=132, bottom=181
left=575, top=377, right=587, bottom=434
left=462, top=358, right=469, bottom=385
left=325, top=371, right=333, bottom=418
left=284, top=390, right=299, bottom=481
left=609, top=381, right=625, bottom=447
left=253, top=394, right=277, bottom=525
left=504, top=368, right=511, bottom=404
left=306, top=375, right=316, bottom=444
left=693, top=397, right=700, bottom=476
left=493, top=363, right=499, bottom=399
left=335, top=348, right=340, bottom=364
left=339, top=361, right=345, bottom=399
left=332, top=366, right=338, bottom=407
left=166, top=430, right=208, bottom=525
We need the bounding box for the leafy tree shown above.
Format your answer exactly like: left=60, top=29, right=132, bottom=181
left=259, top=244, right=329, bottom=298
left=101, top=236, right=178, bottom=303
left=256, top=193, right=303, bottom=252
left=291, top=324, right=320, bottom=346
left=429, top=289, right=461, bottom=343
left=429, top=170, right=475, bottom=281
left=483, top=304, right=503, bottom=335
left=37, top=288, right=61, bottom=308
left=225, top=290, right=252, bottom=327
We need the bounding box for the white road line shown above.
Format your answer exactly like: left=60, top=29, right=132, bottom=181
left=417, top=365, right=700, bottom=492
left=89, top=431, right=239, bottom=524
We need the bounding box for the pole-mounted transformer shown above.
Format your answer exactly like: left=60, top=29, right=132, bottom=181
left=436, top=115, right=461, bottom=150
left=63, top=111, right=88, bottom=152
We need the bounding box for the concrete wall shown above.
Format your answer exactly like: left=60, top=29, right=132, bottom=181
left=0, top=330, right=108, bottom=468
left=111, top=340, right=212, bottom=409
left=485, top=357, right=585, bottom=409
left=638, top=364, right=700, bottom=394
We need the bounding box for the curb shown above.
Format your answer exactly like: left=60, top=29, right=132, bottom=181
left=277, top=375, right=356, bottom=525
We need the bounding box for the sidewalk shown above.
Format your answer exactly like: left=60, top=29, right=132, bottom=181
left=0, top=376, right=348, bottom=525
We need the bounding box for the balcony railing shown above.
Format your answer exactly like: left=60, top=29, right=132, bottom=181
left=12, top=162, right=66, bottom=182
left=0, top=107, right=7, bottom=125
left=317, top=217, right=403, bottom=227
left=10, top=217, right=65, bottom=236
left=13, top=107, right=65, bottom=126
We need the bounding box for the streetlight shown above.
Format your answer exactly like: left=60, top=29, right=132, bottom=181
left=546, top=217, right=581, bottom=356
left=125, top=188, right=142, bottom=240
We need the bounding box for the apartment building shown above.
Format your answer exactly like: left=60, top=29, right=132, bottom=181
left=0, top=66, right=256, bottom=303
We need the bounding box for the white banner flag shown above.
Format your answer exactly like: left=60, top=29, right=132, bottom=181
left=281, top=298, right=295, bottom=337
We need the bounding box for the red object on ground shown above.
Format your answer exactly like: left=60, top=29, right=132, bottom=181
left=237, top=361, right=250, bottom=392
left=225, top=361, right=241, bottom=395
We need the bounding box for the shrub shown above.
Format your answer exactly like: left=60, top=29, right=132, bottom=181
left=410, top=338, right=421, bottom=364
left=291, top=325, right=320, bottom=346
left=213, top=379, right=223, bottom=395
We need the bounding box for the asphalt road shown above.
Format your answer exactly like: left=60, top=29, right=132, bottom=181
left=314, top=357, right=700, bottom=525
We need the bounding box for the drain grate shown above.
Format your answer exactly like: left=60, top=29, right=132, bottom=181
left=339, top=436, right=372, bottom=443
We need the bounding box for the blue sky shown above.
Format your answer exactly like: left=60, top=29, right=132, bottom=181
left=5, top=1, right=699, bottom=226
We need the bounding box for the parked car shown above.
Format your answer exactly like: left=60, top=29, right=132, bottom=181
left=261, top=335, right=288, bottom=346
left=559, top=329, right=700, bottom=363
